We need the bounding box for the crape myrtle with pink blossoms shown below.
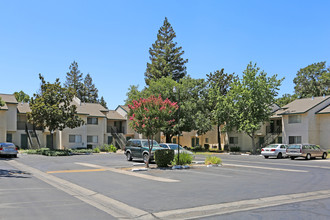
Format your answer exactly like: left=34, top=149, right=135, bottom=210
left=128, top=95, right=178, bottom=167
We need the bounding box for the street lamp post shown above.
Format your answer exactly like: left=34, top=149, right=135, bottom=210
left=173, top=86, right=180, bottom=165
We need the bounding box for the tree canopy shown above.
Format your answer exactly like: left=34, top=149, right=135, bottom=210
left=14, top=91, right=30, bottom=102
left=28, top=74, right=84, bottom=148
left=82, top=73, right=99, bottom=103
left=228, top=62, right=283, bottom=154
left=293, top=61, right=330, bottom=98
left=0, top=97, right=4, bottom=107
left=144, top=17, right=188, bottom=85
left=276, top=93, right=298, bottom=107
left=64, top=61, right=84, bottom=100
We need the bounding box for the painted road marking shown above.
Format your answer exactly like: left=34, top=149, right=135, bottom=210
left=223, top=159, right=330, bottom=170
left=75, top=162, right=179, bottom=183
left=153, top=189, right=330, bottom=219
left=47, top=169, right=106, bottom=174
left=223, top=163, right=308, bottom=172
left=6, top=160, right=152, bottom=219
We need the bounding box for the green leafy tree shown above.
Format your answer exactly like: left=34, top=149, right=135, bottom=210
left=14, top=91, right=30, bottom=102
left=207, top=69, right=236, bottom=149
left=64, top=61, right=84, bottom=100
left=126, top=76, right=212, bottom=143
left=228, top=62, right=283, bottom=154
left=144, top=17, right=188, bottom=85
left=28, top=74, right=84, bottom=149
left=128, top=95, right=178, bottom=167
left=276, top=93, right=297, bottom=107
left=0, top=97, right=4, bottom=107
left=82, top=73, right=99, bottom=103
left=99, top=96, right=107, bottom=109
left=293, top=61, right=330, bottom=98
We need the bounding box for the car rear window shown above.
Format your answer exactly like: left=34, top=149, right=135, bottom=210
left=264, top=144, right=278, bottom=148
left=288, top=145, right=301, bottom=149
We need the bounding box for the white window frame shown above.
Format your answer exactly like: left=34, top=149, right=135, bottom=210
left=288, top=115, right=301, bottom=124
left=229, top=137, right=238, bottom=145
left=87, top=117, right=98, bottom=125
left=69, top=135, right=82, bottom=143
left=289, top=136, right=302, bottom=144
left=87, top=135, right=98, bottom=143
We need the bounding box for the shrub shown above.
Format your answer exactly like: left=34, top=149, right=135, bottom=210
left=191, top=145, right=205, bottom=152
left=172, top=152, right=193, bottom=165
left=205, top=156, right=222, bottom=165
left=230, top=146, right=240, bottom=152
left=224, top=144, right=229, bottom=151
left=70, top=149, right=93, bottom=154
left=99, top=144, right=117, bottom=153
left=204, top=144, right=210, bottom=151
left=155, top=149, right=174, bottom=167
left=93, top=147, right=100, bottom=153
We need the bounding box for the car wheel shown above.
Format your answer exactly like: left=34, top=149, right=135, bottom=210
left=277, top=153, right=282, bottom=159
left=14, top=154, right=17, bottom=158
left=126, top=152, right=132, bottom=161
left=290, top=157, right=295, bottom=160
left=143, top=153, right=149, bottom=163
left=264, top=156, right=269, bottom=159
left=322, top=153, right=327, bottom=159
left=306, top=153, right=311, bottom=160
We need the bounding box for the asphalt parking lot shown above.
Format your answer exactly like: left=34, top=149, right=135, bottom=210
left=1, top=153, right=330, bottom=219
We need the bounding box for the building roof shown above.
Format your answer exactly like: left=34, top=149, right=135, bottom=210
left=17, top=102, right=31, bottom=113
left=316, top=104, right=330, bottom=114
left=0, top=94, right=18, bottom=104
left=74, top=102, right=108, bottom=117
left=0, top=94, right=18, bottom=111
left=107, top=110, right=125, bottom=120
left=116, top=105, right=129, bottom=112
left=277, top=95, right=330, bottom=115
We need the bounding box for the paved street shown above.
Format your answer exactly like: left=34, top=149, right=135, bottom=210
left=1, top=153, right=330, bottom=219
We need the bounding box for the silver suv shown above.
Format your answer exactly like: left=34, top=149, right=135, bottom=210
left=286, top=144, right=327, bottom=160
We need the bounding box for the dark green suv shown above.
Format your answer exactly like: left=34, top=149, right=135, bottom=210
left=124, top=139, right=163, bottom=162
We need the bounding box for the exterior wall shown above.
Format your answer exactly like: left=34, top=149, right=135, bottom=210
left=282, top=113, right=309, bottom=144
left=0, top=110, right=7, bottom=142
left=59, top=115, right=88, bottom=149
left=318, top=114, right=330, bottom=150
left=86, top=117, right=106, bottom=148
left=6, top=104, right=17, bottom=131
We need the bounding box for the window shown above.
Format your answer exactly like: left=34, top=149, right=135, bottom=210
left=87, top=135, right=98, bottom=143
left=288, top=115, right=301, bottom=124
left=289, top=136, right=301, bottom=144
left=6, top=133, right=12, bottom=142
left=69, top=135, right=82, bottom=143
left=191, top=137, right=200, bottom=147
left=87, top=117, right=98, bottom=125
left=172, top=138, right=177, bottom=144
left=205, top=138, right=209, bottom=143
left=229, top=137, right=238, bottom=145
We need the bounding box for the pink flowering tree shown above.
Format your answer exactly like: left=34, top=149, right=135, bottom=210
left=128, top=95, right=178, bottom=167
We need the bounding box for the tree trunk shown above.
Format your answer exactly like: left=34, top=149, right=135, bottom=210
left=146, top=138, right=150, bottom=168
left=217, top=122, right=221, bottom=150
left=251, top=133, right=256, bottom=155
left=50, top=131, right=54, bottom=150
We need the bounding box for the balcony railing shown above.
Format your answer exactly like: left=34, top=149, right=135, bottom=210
left=107, top=126, right=125, bottom=134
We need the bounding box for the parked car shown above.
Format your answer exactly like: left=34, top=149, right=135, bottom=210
left=287, top=144, right=328, bottom=160
left=261, top=144, right=288, bottom=159
left=0, top=142, right=18, bottom=158
left=124, top=139, right=164, bottom=162
left=159, top=143, right=194, bottom=156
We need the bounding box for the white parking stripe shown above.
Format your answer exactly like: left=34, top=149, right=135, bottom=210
left=224, top=159, right=330, bottom=169
left=223, top=163, right=308, bottom=172
left=153, top=189, right=330, bottom=219
left=75, top=162, right=179, bottom=183
left=6, top=160, right=152, bottom=219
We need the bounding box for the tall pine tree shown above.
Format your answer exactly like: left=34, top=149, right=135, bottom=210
left=64, top=61, right=84, bottom=100
left=81, top=73, right=99, bottom=103
left=145, top=17, right=188, bottom=85
left=99, top=96, right=107, bottom=109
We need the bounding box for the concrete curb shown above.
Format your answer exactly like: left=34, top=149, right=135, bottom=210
left=132, top=168, right=148, bottom=172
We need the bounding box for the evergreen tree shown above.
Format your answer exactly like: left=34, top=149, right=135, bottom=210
left=0, top=97, right=4, bottom=107
left=14, top=90, right=30, bottom=102
left=64, top=61, right=84, bottom=99
left=99, top=96, right=107, bottom=109
left=82, top=73, right=99, bottom=103
left=145, top=17, right=188, bottom=85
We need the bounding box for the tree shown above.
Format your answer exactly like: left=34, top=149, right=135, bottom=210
left=228, top=62, right=283, bottom=154
left=82, top=73, right=99, bottom=103
left=64, top=61, right=84, bottom=100
left=0, top=97, right=4, bottom=107
left=99, top=96, right=107, bottom=109
left=126, top=76, right=212, bottom=143
left=276, top=93, right=297, bottom=107
left=207, top=69, right=236, bottom=150
left=128, top=95, right=178, bottom=167
left=28, top=74, right=84, bottom=149
left=144, top=17, right=188, bottom=85
left=293, top=61, right=330, bottom=98
left=14, top=91, right=30, bottom=102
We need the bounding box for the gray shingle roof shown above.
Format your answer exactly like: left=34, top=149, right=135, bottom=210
left=17, top=103, right=31, bottom=113
left=107, top=110, right=125, bottom=120
left=0, top=94, right=18, bottom=110
left=277, top=95, right=330, bottom=115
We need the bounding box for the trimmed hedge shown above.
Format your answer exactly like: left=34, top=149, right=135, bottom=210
left=154, top=149, right=175, bottom=167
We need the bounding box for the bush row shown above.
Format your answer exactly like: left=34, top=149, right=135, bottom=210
left=154, top=149, right=194, bottom=167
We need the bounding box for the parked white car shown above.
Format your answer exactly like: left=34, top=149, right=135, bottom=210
left=261, top=144, right=288, bottom=159
left=159, top=143, right=194, bottom=156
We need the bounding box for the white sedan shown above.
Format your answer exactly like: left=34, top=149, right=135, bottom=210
left=261, top=144, right=288, bottom=159
left=159, top=143, right=194, bottom=156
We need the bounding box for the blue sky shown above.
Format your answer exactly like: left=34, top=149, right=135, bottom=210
left=1, top=0, right=329, bottom=109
